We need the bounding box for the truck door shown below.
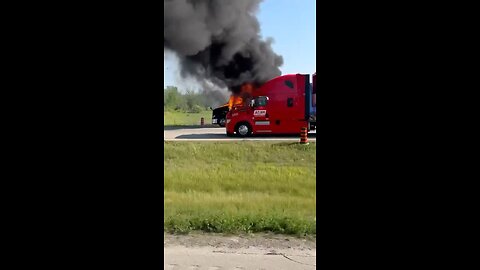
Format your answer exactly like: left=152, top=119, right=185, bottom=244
left=252, top=96, right=271, bottom=134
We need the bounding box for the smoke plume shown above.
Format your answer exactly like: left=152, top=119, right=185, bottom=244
left=164, top=0, right=283, bottom=93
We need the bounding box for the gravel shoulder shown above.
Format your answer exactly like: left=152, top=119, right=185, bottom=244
left=164, top=232, right=316, bottom=250
left=164, top=233, right=316, bottom=269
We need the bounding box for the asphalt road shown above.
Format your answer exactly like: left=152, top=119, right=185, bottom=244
left=164, top=246, right=316, bottom=270
left=164, top=127, right=316, bottom=142
left=164, top=233, right=316, bottom=270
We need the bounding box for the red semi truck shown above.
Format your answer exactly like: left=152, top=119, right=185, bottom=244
left=226, top=73, right=316, bottom=137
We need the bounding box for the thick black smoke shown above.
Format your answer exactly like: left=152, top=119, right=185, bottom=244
left=164, top=0, right=283, bottom=92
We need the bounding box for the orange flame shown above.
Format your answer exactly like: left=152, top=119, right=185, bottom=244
left=228, top=83, right=257, bottom=110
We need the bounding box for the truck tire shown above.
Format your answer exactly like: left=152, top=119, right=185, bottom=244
left=235, top=122, right=252, bottom=137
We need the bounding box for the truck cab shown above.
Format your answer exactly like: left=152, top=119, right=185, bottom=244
left=226, top=73, right=316, bottom=137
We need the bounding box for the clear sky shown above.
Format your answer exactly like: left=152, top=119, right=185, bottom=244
left=164, top=0, right=316, bottom=89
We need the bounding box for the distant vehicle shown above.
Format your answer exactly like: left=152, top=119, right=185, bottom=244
left=211, top=103, right=229, bottom=127
left=226, top=73, right=316, bottom=137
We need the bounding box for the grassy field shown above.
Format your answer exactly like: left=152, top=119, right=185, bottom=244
left=164, top=110, right=212, bottom=126
left=164, top=142, right=316, bottom=236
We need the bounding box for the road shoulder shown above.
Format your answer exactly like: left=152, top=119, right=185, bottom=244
left=164, top=232, right=316, bottom=269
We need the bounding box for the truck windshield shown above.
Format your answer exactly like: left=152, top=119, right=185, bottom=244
left=254, top=97, right=268, bottom=107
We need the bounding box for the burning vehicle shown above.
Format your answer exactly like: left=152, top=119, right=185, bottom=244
left=211, top=83, right=255, bottom=127
left=225, top=73, right=317, bottom=137
left=165, top=0, right=312, bottom=135
left=211, top=103, right=229, bottom=127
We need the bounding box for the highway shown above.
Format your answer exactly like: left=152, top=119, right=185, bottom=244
left=164, top=127, right=316, bottom=142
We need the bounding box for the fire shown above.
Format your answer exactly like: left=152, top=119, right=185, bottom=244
left=228, top=83, right=255, bottom=110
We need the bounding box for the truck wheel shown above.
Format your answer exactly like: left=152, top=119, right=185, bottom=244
left=219, top=118, right=226, bottom=127
left=235, top=122, right=251, bottom=137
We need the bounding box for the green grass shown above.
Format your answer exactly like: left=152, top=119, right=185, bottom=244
left=164, top=110, right=212, bottom=126
left=164, top=142, right=316, bottom=236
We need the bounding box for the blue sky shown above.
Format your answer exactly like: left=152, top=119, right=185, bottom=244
left=164, top=0, right=316, bottom=89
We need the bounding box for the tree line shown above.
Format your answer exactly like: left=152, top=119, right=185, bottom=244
left=164, top=86, right=227, bottom=113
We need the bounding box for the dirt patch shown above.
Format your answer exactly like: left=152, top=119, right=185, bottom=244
left=164, top=232, right=316, bottom=250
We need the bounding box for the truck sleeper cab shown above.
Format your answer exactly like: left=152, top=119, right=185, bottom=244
left=226, top=73, right=316, bottom=137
